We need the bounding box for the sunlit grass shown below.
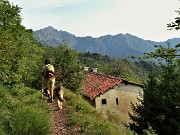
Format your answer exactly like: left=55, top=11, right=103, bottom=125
left=0, top=84, right=51, bottom=135
left=64, top=88, right=133, bottom=135
left=0, top=83, right=133, bottom=135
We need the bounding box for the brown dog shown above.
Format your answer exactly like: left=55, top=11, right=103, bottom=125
left=53, top=86, right=65, bottom=109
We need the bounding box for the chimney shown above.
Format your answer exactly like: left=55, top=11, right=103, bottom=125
left=83, top=66, right=89, bottom=71
left=92, top=68, right=98, bottom=73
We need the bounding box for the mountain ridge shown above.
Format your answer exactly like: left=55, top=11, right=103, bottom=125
left=34, top=26, right=180, bottom=58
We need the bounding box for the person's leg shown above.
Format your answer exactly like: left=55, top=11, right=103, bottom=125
left=43, top=78, right=49, bottom=97
left=49, top=78, right=55, bottom=102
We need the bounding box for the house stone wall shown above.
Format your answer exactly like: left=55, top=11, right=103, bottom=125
left=95, top=83, right=143, bottom=124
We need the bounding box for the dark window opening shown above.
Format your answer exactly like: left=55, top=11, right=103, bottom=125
left=116, top=98, right=119, bottom=105
left=102, top=99, right=107, bottom=105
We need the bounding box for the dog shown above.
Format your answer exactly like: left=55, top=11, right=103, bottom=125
left=53, top=86, right=65, bottom=109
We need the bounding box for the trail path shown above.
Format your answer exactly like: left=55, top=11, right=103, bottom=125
left=48, top=102, right=81, bottom=135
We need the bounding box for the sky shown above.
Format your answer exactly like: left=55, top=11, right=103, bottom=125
left=8, top=0, right=180, bottom=41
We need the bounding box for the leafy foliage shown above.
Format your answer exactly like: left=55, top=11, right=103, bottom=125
left=0, top=0, right=45, bottom=87
left=129, top=8, right=180, bottom=133
left=129, top=44, right=180, bottom=135
left=0, top=0, right=22, bottom=30
left=167, top=8, right=180, bottom=30
left=53, top=44, right=84, bottom=93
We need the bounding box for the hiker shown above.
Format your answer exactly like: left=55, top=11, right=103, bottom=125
left=42, top=58, right=55, bottom=103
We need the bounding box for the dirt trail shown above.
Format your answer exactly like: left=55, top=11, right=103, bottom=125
left=48, top=102, right=81, bottom=135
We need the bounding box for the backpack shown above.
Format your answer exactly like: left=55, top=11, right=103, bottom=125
left=46, top=64, right=54, bottom=72
left=44, top=65, right=55, bottom=78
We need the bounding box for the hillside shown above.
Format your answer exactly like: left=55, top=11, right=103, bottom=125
left=34, top=26, right=180, bottom=58
left=79, top=52, right=159, bottom=83
left=2, top=1, right=179, bottom=135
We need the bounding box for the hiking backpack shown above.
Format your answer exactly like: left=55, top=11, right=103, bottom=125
left=44, top=64, right=55, bottom=78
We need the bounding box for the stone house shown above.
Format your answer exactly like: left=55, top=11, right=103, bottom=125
left=83, top=70, right=143, bottom=124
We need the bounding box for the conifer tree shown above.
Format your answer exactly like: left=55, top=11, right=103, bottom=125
left=129, top=10, right=180, bottom=134
left=129, top=45, right=180, bottom=134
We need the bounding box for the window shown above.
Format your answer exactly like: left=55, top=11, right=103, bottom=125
left=116, top=98, right=119, bottom=105
left=102, top=99, right=107, bottom=105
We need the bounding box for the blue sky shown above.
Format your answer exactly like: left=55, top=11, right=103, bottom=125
left=9, top=0, right=180, bottom=41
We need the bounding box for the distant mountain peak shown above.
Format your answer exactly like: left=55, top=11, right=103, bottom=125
left=45, top=26, right=56, bottom=30
left=34, top=26, right=180, bottom=58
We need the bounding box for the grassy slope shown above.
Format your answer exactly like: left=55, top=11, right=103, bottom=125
left=0, top=84, right=51, bottom=135
left=64, top=88, right=133, bottom=135
left=0, top=83, right=133, bottom=135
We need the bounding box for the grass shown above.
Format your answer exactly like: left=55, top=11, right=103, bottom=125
left=0, top=84, right=51, bottom=135
left=0, top=83, right=133, bottom=135
left=64, top=88, right=133, bottom=135
left=10, top=106, right=50, bottom=135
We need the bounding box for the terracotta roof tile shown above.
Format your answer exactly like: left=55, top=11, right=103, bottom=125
left=83, top=71, right=122, bottom=100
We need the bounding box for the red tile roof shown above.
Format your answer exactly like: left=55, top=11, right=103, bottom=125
left=83, top=71, right=122, bottom=100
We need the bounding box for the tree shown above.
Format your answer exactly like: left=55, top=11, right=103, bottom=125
left=129, top=44, right=180, bottom=135
left=129, top=10, right=180, bottom=134
left=130, top=48, right=180, bottom=135
left=0, top=0, right=44, bottom=87
left=54, top=44, right=84, bottom=93
left=167, top=8, right=180, bottom=30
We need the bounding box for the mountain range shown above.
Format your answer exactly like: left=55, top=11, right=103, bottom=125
left=34, top=26, right=180, bottom=58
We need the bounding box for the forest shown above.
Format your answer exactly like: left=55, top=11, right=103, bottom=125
left=0, top=0, right=180, bottom=135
